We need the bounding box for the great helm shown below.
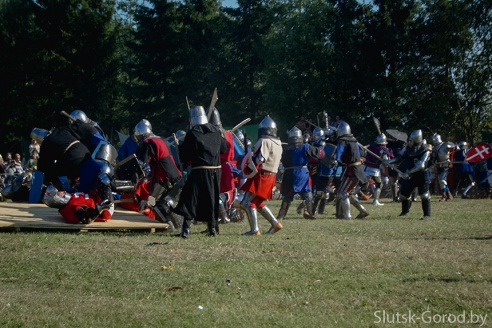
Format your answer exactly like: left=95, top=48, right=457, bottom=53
left=208, top=108, right=222, bottom=129
left=336, top=121, right=351, bottom=137
left=30, top=128, right=50, bottom=145
left=69, top=109, right=90, bottom=124
left=432, top=133, right=442, bottom=146
left=190, top=106, right=208, bottom=127
left=375, top=133, right=388, bottom=145
left=134, top=119, right=153, bottom=142
left=313, top=127, right=325, bottom=142
left=258, top=115, right=277, bottom=138
left=408, top=129, right=423, bottom=148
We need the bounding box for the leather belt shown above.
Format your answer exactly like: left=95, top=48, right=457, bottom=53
left=347, top=161, right=362, bottom=167
left=191, top=165, right=221, bottom=170
left=260, top=170, right=276, bottom=176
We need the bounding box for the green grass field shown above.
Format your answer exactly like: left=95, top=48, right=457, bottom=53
left=0, top=198, right=491, bottom=327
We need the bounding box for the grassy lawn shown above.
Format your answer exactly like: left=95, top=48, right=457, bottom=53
left=0, top=197, right=490, bottom=327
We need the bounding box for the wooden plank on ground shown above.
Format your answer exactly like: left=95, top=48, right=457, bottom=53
left=0, top=202, right=169, bottom=232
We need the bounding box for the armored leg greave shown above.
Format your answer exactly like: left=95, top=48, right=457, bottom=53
left=350, top=194, right=369, bottom=219
left=258, top=206, right=282, bottom=234
left=372, top=188, right=384, bottom=206
left=338, top=192, right=351, bottom=219
left=318, top=198, right=326, bottom=215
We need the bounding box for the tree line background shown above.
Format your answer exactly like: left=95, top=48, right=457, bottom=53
left=1, top=0, right=491, bottom=155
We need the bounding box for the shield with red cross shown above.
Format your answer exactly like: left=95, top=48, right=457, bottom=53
left=465, top=142, right=492, bottom=163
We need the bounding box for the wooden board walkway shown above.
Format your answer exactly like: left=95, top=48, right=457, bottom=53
left=0, top=202, right=170, bottom=232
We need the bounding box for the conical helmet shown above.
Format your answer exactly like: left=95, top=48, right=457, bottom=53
left=258, top=115, right=277, bottom=138
left=288, top=126, right=303, bottom=144
left=375, top=133, right=388, bottom=145
left=207, top=108, right=222, bottom=129
left=313, top=127, right=325, bottom=141
left=336, top=121, right=351, bottom=137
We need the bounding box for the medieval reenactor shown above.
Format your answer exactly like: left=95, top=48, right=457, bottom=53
left=173, top=106, right=229, bottom=238
left=452, top=141, right=476, bottom=198
left=334, top=121, right=369, bottom=220
left=430, top=133, right=455, bottom=201
left=387, top=129, right=432, bottom=219
left=277, top=126, right=325, bottom=220
left=134, top=119, right=183, bottom=229
left=240, top=115, right=283, bottom=235
left=362, top=133, right=394, bottom=206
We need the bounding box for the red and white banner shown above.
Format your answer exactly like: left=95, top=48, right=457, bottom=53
left=465, top=142, right=492, bottom=163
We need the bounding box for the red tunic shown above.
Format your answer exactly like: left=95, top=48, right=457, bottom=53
left=220, top=131, right=235, bottom=193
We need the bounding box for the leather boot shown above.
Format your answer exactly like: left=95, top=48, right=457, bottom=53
left=421, top=198, right=431, bottom=219
left=446, top=191, right=453, bottom=201
left=303, top=199, right=316, bottom=220
left=318, top=198, right=326, bottom=215
left=439, top=192, right=447, bottom=202
left=277, top=201, right=291, bottom=220
left=296, top=201, right=305, bottom=214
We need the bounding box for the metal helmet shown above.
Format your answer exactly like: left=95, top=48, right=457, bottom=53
left=30, top=128, right=49, bottom=145
left=134, top=119, right=152, bottom=140
left=94, top=142, right=118, bottom=166
left=336, top=121, right=351, bottom=137
left=288, top=126, right=303, bottom=145
left=69, top=109, right=90, bottom=124
left=175, top=130, right=186, bottom=140
left=235, top=129, right=245, bottom=144
left=258, top=115, right=277, bottom=138
left=313, top=127, right=324, bottom=141
left=208, top=108, right=222, bottom=129
left=432, top=133, right=442, bottom=146
left=375, top=133, right=388, bottom=145
left=458, top=141, right=467, bottom=150
left=190, top=106, right=208, bottom=126
left=408, top=129, right=423, bottom=148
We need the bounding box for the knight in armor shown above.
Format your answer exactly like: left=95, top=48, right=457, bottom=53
left=173, top=106, right=229, bottom=238
left=313, top=127, right=338, bottom=215
left=334, top=121, right=369, bottom=220
left=33, top=127, right=91, bottom=191
left=431, top=133, right=455, bottom=201
left=236, top=134, right=252, bottom=189
left=134, top=119, right=183, bottom=230
left=387, top=130, right=432, bottom=219
left=362, top=133, right=394, bottom=206
left=208, top=108, right=235, bottom=224
left=240, top=115, right=283, bottom=235
left=452, top=141, right=476, bottom=198
left=277, top=126, right=325, bottom=221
